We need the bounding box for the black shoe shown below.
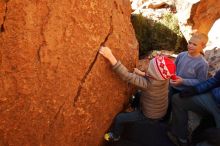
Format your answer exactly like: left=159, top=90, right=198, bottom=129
left=167, top=131, right=189, bottom=146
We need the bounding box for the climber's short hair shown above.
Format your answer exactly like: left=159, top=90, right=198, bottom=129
left=191, top=31, right=208, bottom=46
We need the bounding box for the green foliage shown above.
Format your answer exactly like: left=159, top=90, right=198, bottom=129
left=159, top=13, right=186, bottom=51
left=131, top=13, right=187, bottom=57
left=131, top=14, right=153, bottom=56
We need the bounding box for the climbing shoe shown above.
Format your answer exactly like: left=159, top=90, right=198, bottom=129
left=104, top=132, right=120, bottom=142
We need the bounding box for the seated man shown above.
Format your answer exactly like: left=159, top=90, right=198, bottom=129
left=168, top=69, right=220, bottom=146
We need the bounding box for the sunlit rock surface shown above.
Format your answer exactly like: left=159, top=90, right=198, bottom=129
left=175, top=0, right=220, bottom=40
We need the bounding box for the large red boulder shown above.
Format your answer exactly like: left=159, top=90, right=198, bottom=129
left=0, top=0, right=138, bottom=146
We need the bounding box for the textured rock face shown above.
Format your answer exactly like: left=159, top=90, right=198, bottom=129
left=175, top=0, right=220, bottom=40
left=205, top=47, right=220, bottom=76
left=0, top=0, right=138, bottom=146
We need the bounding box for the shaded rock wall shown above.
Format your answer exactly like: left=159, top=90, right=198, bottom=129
left=0, top=0, right=138, bottom=146
left=175, top=0, right=220, bottom=40
left=205, top=47, right=220, bottom=76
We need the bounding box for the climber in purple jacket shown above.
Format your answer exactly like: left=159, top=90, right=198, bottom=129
left=167, top=69, right=220, bottom=146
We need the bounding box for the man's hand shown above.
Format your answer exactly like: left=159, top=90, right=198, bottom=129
left=170, top=76, right=183, bottom=87
left=99, top=46, right=117, bottom=65
left=179, top=87, right=198, bottom=98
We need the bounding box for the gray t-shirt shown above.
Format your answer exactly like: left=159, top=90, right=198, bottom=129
left=172, top=51, right=209, bottom=90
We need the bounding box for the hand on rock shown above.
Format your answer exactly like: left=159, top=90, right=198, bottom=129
left=133, top=68, right=145, bottom=76
left=99, top=46, right=117, bottom=65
